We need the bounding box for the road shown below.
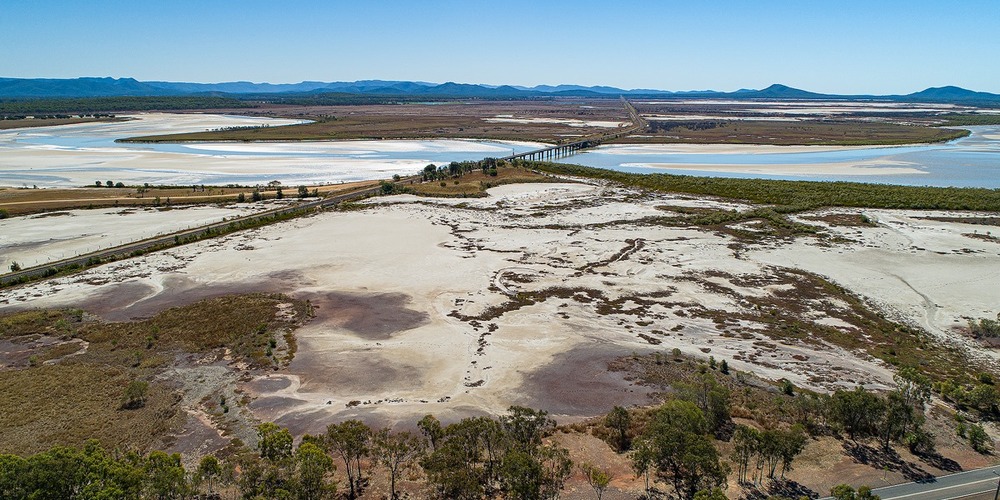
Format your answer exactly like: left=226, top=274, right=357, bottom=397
left=820, top=465, right=1000, bottom=500
left=0, top=183, right=384, bottom=286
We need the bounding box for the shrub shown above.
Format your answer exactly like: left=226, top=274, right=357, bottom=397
left=968, top=424, right=992, bottom=453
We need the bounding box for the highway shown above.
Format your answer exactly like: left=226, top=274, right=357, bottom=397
left=819, top=465, right=1000, bottom=500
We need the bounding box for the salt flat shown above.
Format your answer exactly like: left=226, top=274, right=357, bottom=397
left=3, top=181, right=996, bottom=434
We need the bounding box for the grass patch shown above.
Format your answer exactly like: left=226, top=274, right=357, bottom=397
left=0, top=293, right=311, bottom=455
left=79, top=293, right=311, bottom=367
left=0, top=362, right=182, bottom=456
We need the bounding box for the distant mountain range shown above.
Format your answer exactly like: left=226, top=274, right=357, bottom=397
left=1, top=77, right=998, bottom=104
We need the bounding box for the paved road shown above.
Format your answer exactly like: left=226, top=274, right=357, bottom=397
left=820, top=465, right=1000, bottom=500
left=0, top=183, right=384, bottom=286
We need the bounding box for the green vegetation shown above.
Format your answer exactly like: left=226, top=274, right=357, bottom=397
left=937, top=114, right=1000, bottom=126
left=969, top=314, right=1000, bottom=339
left=532, top=161, right=1000, bottom=211
left=831, top=484, right=881, bottom=500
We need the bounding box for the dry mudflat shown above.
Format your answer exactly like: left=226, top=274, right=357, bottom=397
left=0, top=203, right=275, bottom=271
left=2, top=181, right=998, bottom=439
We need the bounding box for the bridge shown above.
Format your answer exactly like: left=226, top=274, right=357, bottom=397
left=499, top=97, right=647, bottom=163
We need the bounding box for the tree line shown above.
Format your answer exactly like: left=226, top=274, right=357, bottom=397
left=3, top=361, right=984, bottom=499
left=530, top=161, right=1000, bottom=212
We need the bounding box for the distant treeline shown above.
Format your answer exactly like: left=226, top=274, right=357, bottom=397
left=0, top=113, right=114, bottom=120
left=530, top=161, right=1000, bottom=211
left=937, top=114, right=1000, bottom=126
left=0, top=96, right=255, bottom=115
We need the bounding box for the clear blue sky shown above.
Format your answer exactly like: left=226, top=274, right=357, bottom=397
left=3, top=0, right=998, bottom=94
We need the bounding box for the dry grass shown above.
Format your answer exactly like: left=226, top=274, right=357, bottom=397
left=0, top=293, right=311, bottom=455
left=0, top=180, right=378, bottom=216
left=407, top=167, right=556, bottom=197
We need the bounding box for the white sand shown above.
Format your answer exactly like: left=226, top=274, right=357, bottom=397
left=5, top=181, right=994, bottom=428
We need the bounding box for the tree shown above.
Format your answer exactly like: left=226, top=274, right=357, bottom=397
left=373, top=429, right=425, bottom=499
left=297, top=185, right=309, bottom=198
left=9, top=262, right=21, bottom=273
left=831, top=484, right=880, bottom=500
left=646, top=400, right=728, bottom=500
left=144, top=450, right=188, bottom=499
left=676, top=372, right=731, bottom=438
left=537, top=444, right=572, bottom=499
left=829, top=387, right=884, bottom=440
left=276, top=188, right=284, bottom=199
left=122, top=379, right=149, bottom=409
left=252, top=188, right=263, bottom=202
left=968, top=423, right=992, bottom=453
left=325, top=420, right=372, bottom=499
left=500, top=406, right=555, bottom=453
left=237, top=192, right=246, bottom=203
left=106, top=180, right=113, bottom=187
left=777, top=425, right=807, bottom=479
left=257, top=422, right=293, bottom=462
left=731, top=425, right=760, bottom=484
left=95, top=180, right=102, bottom=187
left=580, top=462, right=613, bottom=500
left=630, top=438, right=654, bottom=496
left=296, top=441, right=335, bottom=500
left=418, top=414, right=444, bottom=451
left=195, top=455, right=221, bottom=495
left=879, top=392, right=912, bottom=450
left=694, top=487, right=728, bottom=500
left=605, top=406, right=631, bottom=452
left=499, top=450, right=543, bottom=500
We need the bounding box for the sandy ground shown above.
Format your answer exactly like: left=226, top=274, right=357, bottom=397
left=0, top=203, right=273, bottom=272
left=1, top=181, right=997, bottom=437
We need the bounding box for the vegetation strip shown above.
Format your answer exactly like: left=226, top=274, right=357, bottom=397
left=530, top=161, right=1000, bottom=211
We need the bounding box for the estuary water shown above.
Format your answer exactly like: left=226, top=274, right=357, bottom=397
left=1, top=113, right=997, bottom=188
left=567, top=126, right=1000, bottom=188
left=0, top=113, right=541, bottom=187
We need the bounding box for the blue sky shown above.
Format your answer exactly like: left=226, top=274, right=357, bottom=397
left=2, top=0, right=998, bottom=94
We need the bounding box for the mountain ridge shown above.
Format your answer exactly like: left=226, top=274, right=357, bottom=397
left=1, top=77, right=998, bottom=104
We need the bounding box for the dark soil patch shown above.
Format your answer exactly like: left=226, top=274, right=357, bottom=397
left=303, top=291, right=428, bottom=339
left=515, top=344, right=656, bottom=417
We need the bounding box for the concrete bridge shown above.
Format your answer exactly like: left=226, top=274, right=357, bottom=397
left=499, top=97, right=646, bottom=163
